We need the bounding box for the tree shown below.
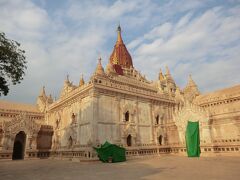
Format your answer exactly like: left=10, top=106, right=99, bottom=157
left=0, top=32, right=27, bottom=96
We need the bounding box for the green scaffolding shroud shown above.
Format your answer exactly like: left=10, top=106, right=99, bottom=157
left=94, top=141, right=126, bottom=163
left=185, top=121, right=201, bottom=157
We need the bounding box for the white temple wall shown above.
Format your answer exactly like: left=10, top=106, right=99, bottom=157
left=98, top=95, right=118, bottom=123
left=138, top=102, right=151, bottom=125
left=79, top=96, right=93, bottom=124
left=78, top=96, right=93, bottom=145
left=79, top=124, right=91, bottom=145
left=138, top=102, right=152, bottom=144
left=47, top=95, right=94, bottom=147
left=139, top=126, right=151, bottom=144
left=96, top=95, right=120, bottom=144
left=211, top=122, right=239, bottom=140
left=97, top=124, right=116, bottom=144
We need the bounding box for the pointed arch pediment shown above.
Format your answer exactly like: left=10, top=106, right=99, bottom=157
left=173, top=102, right=209, bottom=131
left=122, top=124, right=137, bottom=138
left=122, top=103, right=136, bottom=114
left=152, top=106, right=165, bottom=118
left=3, top=113, right=41, bottom=136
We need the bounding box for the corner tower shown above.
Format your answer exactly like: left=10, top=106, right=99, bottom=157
left=109, top=25, right=133, bottom=68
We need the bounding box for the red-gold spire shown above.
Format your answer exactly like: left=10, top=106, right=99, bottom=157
left=109, top=24, right=133, bottom=68
left=117, top=24, right=123, bottom=44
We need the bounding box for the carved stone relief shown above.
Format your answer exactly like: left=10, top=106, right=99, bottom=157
left=152, top=106, right=165, bottom=125
left=2, top=113, right=41, bottom=150
left=173, top=101, right=211, bottom=144
left=64, top=124, right=77, bottom=149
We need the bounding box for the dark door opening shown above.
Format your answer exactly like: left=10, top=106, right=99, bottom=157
left=158, top=135, right=162, bottom=145
left=12, top=131, right=26, bottom=160
left=156, top=115, right=159, bottom=124
left=125, top=111, right=129, bottom=121
left=127, top=134, right=132, bottom=146
left=68, top=136, right=73, bottom=148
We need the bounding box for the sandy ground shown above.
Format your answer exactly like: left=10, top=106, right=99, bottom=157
left=0, top=155, right=240, bottom=180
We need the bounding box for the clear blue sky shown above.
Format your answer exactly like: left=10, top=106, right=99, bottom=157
left=1, top=0, right=240, bottom=104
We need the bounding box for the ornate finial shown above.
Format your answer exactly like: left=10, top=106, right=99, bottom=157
left=166, top=66, right=170, bottom=75
left=159, top=68, right=164, bottom=81
left=117, top=23, right=123, bottom=44
left=117, top=22, right=121, bottom=32
left=48, top=94, right=53, bottom=103
left=165, top=66, right=175, bottom=83
left=183, top=74, right=200, bottom=97
left=64, top=74, right=71, bottom=86
left=98, top=56, right=102, bottom=64
left=188, top=74, right=196, bottom=86
left=79, top=74, right=85, bottom=86
left=95, top=56, right=105, bottom=75
left=40, top=86, right=46, bottom=97
left=189, top=74, right=192, bottom=79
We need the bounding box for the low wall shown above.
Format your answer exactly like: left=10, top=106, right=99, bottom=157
left=1, top=143, right=239, bottom=161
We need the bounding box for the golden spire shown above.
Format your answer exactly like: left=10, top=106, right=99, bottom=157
left=109, top=24, right=133, bottom=68
left=165, top=66, right=173, bottom=79
left=48, top=94, right=53, bottom=103
left=117, top=24, right=123, bottom=44
left=165, top=66, right=176, bottom=85
left=166, top=66, right=170, bottom=75
left=159, top=69, right=165, bottom=81
left=65, top=74, right=70, bottom=83
left=187, top=74, right=197, bottom=87
left=95, top=57, right=105, bottom=75
left=112, top=50, right=119, bottom=64
left=183, top=74, right=200, bottom=96
left=79, top=74, right=85, bottom=86
left=40, top=86, right=46, bottom=98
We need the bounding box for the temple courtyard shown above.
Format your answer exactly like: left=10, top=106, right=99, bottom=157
left=0, top=155, right=239, bottom=180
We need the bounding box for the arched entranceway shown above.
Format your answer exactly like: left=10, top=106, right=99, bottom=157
left=12, top=131, right=26, bottom=160
left=127, top=134, right=132, bottom=146
left=158, top=135, right=163, bottom=145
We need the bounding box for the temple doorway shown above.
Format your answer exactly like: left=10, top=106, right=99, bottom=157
left=125, top=111, right=129, bottom=121
left=127, top=134, right=132, bottom=146
left=12, top=131, right=26, bottom=160
left=158, top=135, right=162, bottom=145
left=156, top=115, right=159, bottom=124
left=68, top=136, right=73, bottom=148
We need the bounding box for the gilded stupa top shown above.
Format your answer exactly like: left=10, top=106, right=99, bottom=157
left=109, top=25, right=133, bottom=68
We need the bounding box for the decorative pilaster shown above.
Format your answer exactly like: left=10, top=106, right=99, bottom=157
left=0, top=128, right=3, bottom=150
left=76, top=102, right=82, bottom=146
left=114, top=96, right=121, bottom=144
left=135, top=100, right=141, bottom=145
left=91, top=89, right=100, bottom=146
left=149, top=103, right=154, bottom=144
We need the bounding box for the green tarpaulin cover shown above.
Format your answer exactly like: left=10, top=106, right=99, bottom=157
left=185, top=121, right=201, bottom=157
left=94, top=141, right=126, bottom=163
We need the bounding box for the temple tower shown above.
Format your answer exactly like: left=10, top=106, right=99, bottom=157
left=109, top=25, right=133, bottom=68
